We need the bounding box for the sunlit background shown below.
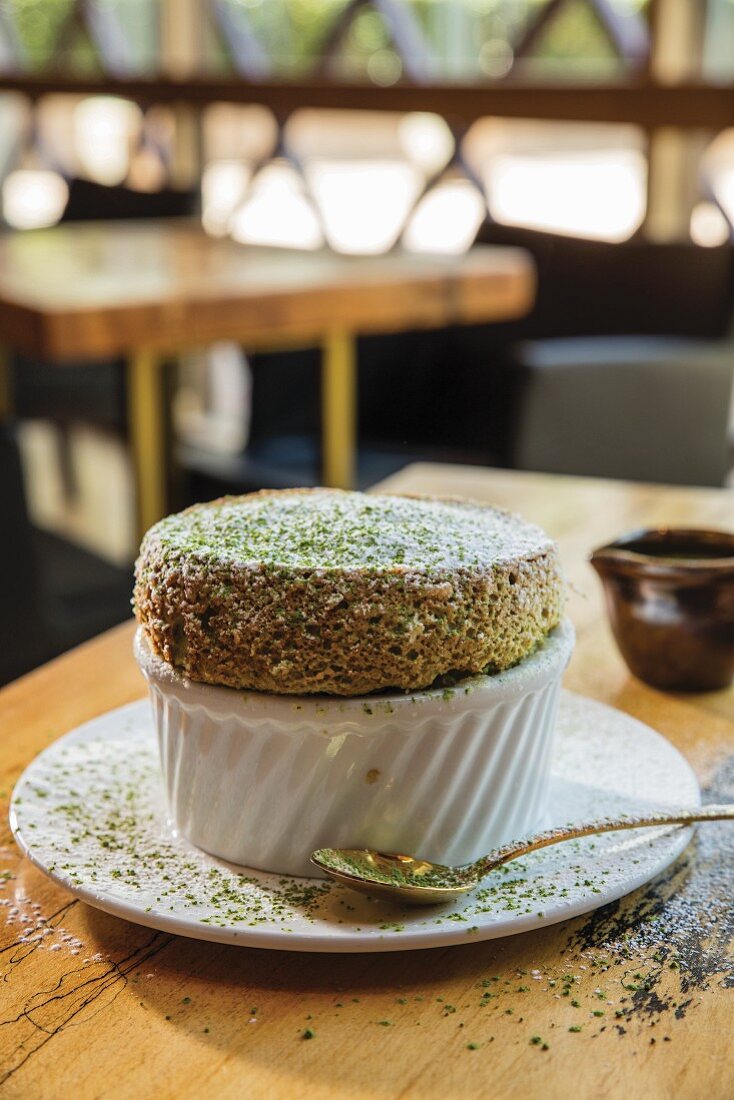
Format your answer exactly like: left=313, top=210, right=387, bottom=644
left=0, top=0, right=732, bottom=248
left=4, top=95, right=734, bottom=248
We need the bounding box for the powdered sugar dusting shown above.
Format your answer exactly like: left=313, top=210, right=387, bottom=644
left=146, top=490, right=554, bottom=572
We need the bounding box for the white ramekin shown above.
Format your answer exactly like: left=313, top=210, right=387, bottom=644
left=135, top=619, right=574, bottom=877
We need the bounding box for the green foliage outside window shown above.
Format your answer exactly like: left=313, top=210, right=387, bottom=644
left=0, top=0, right=652, bottom=78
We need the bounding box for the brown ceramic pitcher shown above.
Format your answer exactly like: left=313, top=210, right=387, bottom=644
left=590, top=528, right=734, bottom=692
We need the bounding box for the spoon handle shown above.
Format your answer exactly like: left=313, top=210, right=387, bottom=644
left=472, top=803, right=734, bottom=879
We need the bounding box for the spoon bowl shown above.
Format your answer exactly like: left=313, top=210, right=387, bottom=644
left=309, top=849, right=474, bottom=905
left=312, top=803, right=734, bottom=906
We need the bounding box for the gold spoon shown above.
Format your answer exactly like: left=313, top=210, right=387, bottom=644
left=311, top=803, right=734, bottom=906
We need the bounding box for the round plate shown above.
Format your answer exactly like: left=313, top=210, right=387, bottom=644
left=9, top=692, right=699, bottom=953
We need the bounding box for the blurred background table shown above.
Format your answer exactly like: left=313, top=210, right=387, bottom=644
left=1, top=462, right=732, bottom=1100
left=0, top=221, right=534, bottom=536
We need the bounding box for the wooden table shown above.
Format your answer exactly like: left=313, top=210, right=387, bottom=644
left=0, top=222, right=533, bottom=536
left=1, top=463, right=732, bottom=1099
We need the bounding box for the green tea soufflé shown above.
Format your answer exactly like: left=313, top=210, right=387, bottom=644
left=133, top=488, right=565, bottom=695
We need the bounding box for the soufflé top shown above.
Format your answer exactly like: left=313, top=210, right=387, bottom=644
left=133, top=488, right=565, bottom=695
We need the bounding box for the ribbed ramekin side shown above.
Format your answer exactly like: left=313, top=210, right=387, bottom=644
left=373, top=677, right=564, bottom=867
left=149, top=685, right=205, bottom=833
left=139, top=620, right=573, bottom=877
left=146, top=687, right=405, bottom=874
left=146, top=675, right=564, bottom=875
left=519, top=677, right=564, bottom=830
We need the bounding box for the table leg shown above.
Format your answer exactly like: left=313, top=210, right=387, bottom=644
left=0, top=346, right=12, bottom=421
left=321, top=330, right=357, bottom=489
left=126, top=350, right=169, bottom=541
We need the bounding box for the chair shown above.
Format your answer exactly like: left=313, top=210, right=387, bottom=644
left=513, top=337, right=733, bottom=485
left=475, top=224, right=734, bottom=486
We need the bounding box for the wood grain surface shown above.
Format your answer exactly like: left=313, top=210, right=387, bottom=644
left=1, top=464, right=732, bottom=1099
left=0, top=223, right=534, bottom=359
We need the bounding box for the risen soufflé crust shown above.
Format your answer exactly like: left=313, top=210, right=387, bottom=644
left=133, top=488, right=565, bottom=695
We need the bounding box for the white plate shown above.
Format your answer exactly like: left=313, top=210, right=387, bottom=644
left=9, top=692, right=699, bottom=953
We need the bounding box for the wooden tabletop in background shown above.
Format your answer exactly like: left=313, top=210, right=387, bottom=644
left=1, top=463, right=732, bottom=1099
left=0, top=222, right=533, bottom=358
